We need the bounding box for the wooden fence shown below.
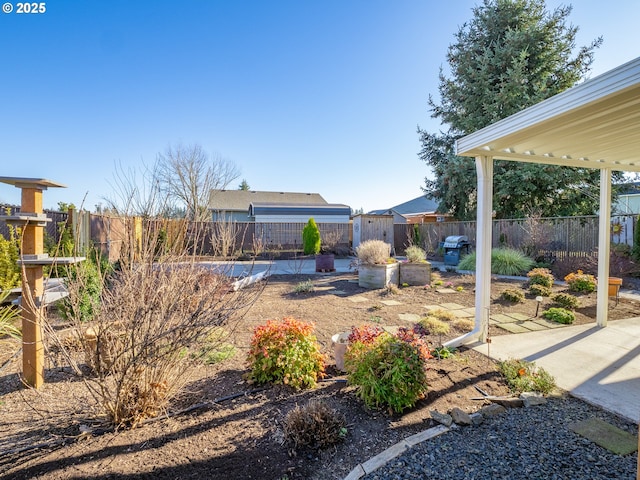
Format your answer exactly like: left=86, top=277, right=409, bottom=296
left=1, top=207, right=638, bottom=262
left=0, top=205, right=69, bottom=244
left=395, top=214, right=639, bottom=261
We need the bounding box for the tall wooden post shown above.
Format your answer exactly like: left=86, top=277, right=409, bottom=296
left=0, top=177, right=67, bottom=389
left=20, top=187, right=46, bottom=388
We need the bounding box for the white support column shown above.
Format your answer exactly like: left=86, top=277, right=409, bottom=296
left=475, top=155, right=494, bottom=342
left=596, top=168, right=612, bottom=327
left=444, top=155, right=494, bottom=349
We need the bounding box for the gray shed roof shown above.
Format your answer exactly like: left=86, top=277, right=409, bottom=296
left=209, top=190, right=327, bottom=211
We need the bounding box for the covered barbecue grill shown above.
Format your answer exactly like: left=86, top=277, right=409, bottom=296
left=442, top=235, right=470, bottom=266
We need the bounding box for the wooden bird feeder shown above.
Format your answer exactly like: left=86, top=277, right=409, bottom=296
left=0, top=176, right=84, bottom=388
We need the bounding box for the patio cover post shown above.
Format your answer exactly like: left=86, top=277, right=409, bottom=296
left=474, top=155, right=493, bottom=342
left=596, top=168, right=612, bottom=327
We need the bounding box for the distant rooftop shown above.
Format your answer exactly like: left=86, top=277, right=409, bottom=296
left=368, top=195, right=439, bottom=216
left=209, top=190, right=327, bottom=211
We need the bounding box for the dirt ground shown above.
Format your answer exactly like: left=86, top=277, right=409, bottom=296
left=0, top=271, right=639, bottom=479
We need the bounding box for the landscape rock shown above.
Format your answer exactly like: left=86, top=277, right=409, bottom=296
left=470, top=412, right=484, bottom=426
left=490, top=396, right=524, bottom=408
left=430, top=410, right=453, bottom=427
left=479, top=403, right=506, bottom=417
left=520, top=392, right=547, bottom=407
left=450, top=407, right=472, bottom=425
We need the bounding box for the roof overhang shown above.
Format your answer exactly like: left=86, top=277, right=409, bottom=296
left=456, top=56, right=640, bottom=172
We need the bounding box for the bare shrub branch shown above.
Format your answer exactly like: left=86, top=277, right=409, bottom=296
left=156, top=143, right=240, bottom=222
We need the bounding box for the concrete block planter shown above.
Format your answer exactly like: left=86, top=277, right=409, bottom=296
left=400, top=262, right=432, bottom=286
left=358, top=262, right=399, bottom=289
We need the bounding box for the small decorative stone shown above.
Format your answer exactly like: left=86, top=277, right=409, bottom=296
left=450, top=407, right=472, bottom=425
left=470, top=412, right=484, bottom=426
left=479, top=403, right=506, bottom=417
left=430, top=410, right=453, bottom=427
left=520, top=392, right=547, bottom=407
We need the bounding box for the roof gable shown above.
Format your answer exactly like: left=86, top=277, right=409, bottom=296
left=209, top=190, right=327, bottom=211
left=368, top=195, right=440, bottom=215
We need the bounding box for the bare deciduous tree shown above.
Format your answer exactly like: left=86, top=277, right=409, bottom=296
left=156, top=143, right=240, bottom=221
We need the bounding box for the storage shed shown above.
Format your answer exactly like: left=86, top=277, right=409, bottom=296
left=352, top=214, right=394, bottom=250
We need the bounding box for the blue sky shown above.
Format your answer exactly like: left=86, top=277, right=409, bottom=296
left=1, top=0, right=639, bottom=213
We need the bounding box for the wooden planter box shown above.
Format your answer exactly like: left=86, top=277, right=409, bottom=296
left=608, top=277, right=622, bottom=297
left=315, top=254, right=335, bottom=272
left=358, top=262, right=399, bottom=289
left=400, top=262, right=432, bottom=286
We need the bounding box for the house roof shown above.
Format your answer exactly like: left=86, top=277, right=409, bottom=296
left=249, top=203, right=350, bottom=217
left=209, top=190, right=327, bottom=211
left=368, top=195, right=440, bottom=216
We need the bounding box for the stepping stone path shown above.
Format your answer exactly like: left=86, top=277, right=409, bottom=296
left=336, top=281, right=569, bottom=333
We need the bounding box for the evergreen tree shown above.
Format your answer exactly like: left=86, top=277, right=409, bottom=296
left=238, top=179, right=250, bottom=191
left=302, top=218, right=321, bottom=255
left=418, top=0, right=615, bottom=219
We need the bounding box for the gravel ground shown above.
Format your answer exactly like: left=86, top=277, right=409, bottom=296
left=363, top=396, right=638, bottom=480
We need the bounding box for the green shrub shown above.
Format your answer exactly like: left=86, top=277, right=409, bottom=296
left=0, top=289, right=21, bottom=339
left=457, top=248, right=534, bottom=275
left=529, top=284, right=552, bottom=297
left=246, top=317, right=325, bottom=389
left=456, top=254, right=475, bottom=271
left=419, top=317, right=450, bottom=336
left=551, top=293, right=580, bottom=310
left=302, top=218, right=321, bottom=255
left=346, top=330, right=431, bottom=413
left=497, top=358, right=556, bottom=394
left=542, top=307, right=575, bottom=324
left=192, top=329, right=237, bottom=365
left=432, top=346, right=456, bottom=359
left=0, top=214, right=20, bottom=291
left=425, top=308, right=456, bottom=322
left=491, top=248, right=535, bottom=275
left=356, top=240, right=392, bottom=265
left=283, top=400, right=347, bottom=451
left=405, top=245, right=426, bottom=263
left=501, top=288, right=525, bottom=303
left=611, top=242, right=631, bottom=257
left=527, top=268, right=554, bottom=288
left=58, top=256, right=103, bottom=322
left=294, top=279, right=315, bottom=294
left=564, top=270, right=596, bottom=293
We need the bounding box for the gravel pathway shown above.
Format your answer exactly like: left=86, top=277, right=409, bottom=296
left=363, top=397, right=638, bottom=480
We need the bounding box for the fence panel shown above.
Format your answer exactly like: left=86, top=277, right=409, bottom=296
left=75, top=213, right=640, bottom=262
left=0, top=205, right=68, bottom=244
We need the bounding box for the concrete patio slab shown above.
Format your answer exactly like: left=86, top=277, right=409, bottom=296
left=380, top=300, right=403, bottom=306
left=439, top=302, right=466, bottom=310
left=518, top=321, right=551, bottom=332
left=398, top=313, right=422, bottom=322
left=473, top=317, right=640, bottom=423
left=347, top=296, right=369, bottom=303
left=496, top=323, right=531, bottom=334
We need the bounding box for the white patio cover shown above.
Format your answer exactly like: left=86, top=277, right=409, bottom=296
left=449, top=56, right=640, bottom=346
